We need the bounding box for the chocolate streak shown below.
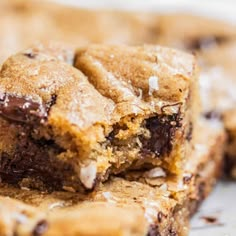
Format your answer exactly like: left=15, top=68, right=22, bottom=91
left=0, top=93, right=85, bottom=191
left=0, top=130, right=77, bottom=191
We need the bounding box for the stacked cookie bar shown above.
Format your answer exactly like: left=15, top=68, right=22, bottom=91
left=0, top=0, right=234, bottom=234
left=0, top=1, right=234, bottom=181
left=0, top=42, right=225, bottom=236
left=0, top=43, right=199, bottom=192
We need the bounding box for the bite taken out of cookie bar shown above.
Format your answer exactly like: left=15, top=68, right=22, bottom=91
left=0, top=117, right=225, bottom=236
left=0, top=42, right=199, bottom=192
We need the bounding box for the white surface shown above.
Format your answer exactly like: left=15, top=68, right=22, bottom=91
left=53, top=1, right=236, bottom=235
left=191, top=182, right=236, bottom=236
left=54, top=0, right=236, bottom=23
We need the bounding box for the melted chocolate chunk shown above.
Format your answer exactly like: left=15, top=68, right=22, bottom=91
left=106, top=103, right=182, bottom=158
left=107, top=110, right=182, bottom=158
left=141, top=113, right=182, bottom=157
left=186, top=35, right=230, bottom=51
left=0, top=127, right=79, bottom=191
left=32, top=220, right=48, bottom=236
left=0, top=93, right=47, bottom=124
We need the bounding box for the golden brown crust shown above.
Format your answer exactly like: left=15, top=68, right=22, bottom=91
left=75, top=44, right=196, bottom=103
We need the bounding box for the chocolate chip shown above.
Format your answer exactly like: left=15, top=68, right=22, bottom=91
left=0, top=93, right=47, bottom=124
left=186, top=35, right=230, bottom=51
left=224, top=154, right=236, bottom=178
left=23, top=52, right=36, bottom=59
left=201, top=216, right=218, bottom=224
left=203, top=111, right=222, bottom=120
left=106, top=130, right=116, bottom=142
left=32, top=220, right=48, bottom=236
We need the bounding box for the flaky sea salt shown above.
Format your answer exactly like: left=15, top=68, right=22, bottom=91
left=144, top=167, right=166, bottom=178
left=144, top=200, right=161, bottom=223
left=48, top=202, right=65, bottom=210
left=79, top=161, right=97, bottom=189
left=159, top=183, right=168, bottom=191
left=148, top=76, right=159, bottom=95
left=102, top=192, right=117, bottom=204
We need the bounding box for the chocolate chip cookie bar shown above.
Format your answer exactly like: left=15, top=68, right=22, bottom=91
left=155, top=14, right=236, bottom=179
left=0, top=0, right=160, bottom=63
left=200, top=41, right=236, bottom=178
left=0, top=42, right=199, bottom=192
left=0, top=118, right=225, bottom=236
